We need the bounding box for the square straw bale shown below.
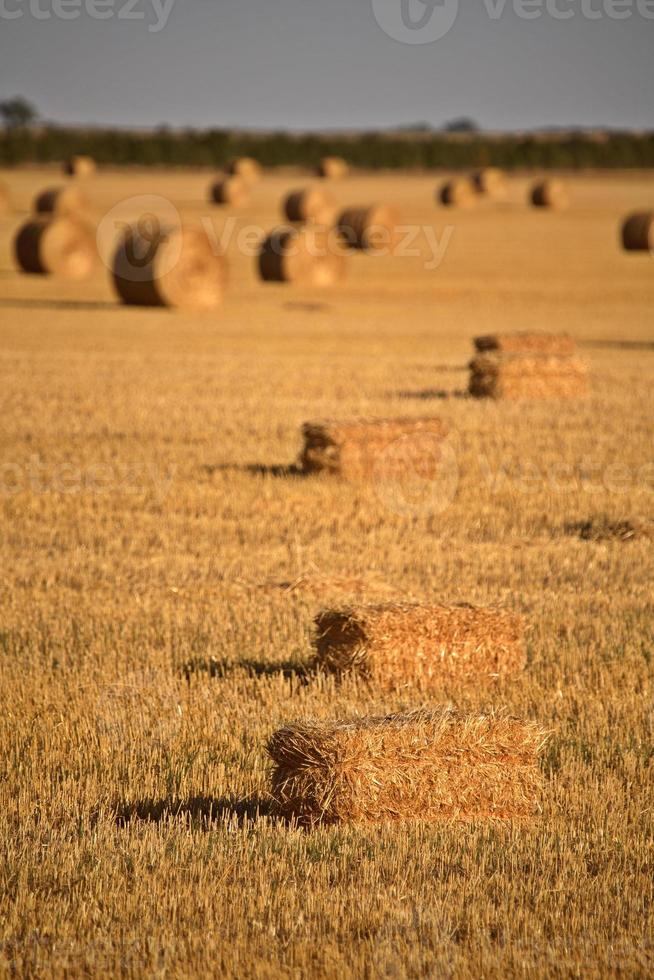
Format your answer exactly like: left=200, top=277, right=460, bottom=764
left=474, top=332, right=577, bottom=356
left=300, top=418, right=449, bottom=480
left=267, top=708, right=549, bottom=826
left=313, top=602, right=526, bottom=688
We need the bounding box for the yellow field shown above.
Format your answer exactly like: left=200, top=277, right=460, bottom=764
left=0, top=168, right=653, bottom=978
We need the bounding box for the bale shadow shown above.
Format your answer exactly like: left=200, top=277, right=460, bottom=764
left=181, top=656, right=313, bottom=683
left=115, top=794, right=275, bottom=827
left=396, top=389, right=470, bottom=401
left=564, top=518, right=651, bottom=542
left=203, top=462, right=307, bottom=479
left=0, top=298, right=117, bottom=311
left=579, top=339, right=654, bottom=352
left=283, top=301, right=331, bottom=313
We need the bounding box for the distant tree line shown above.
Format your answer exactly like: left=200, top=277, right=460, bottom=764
left=1, top=124, right=653, bottom=170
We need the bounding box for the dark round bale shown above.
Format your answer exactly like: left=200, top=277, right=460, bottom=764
left=258, top=226, right=346, bottom=286
left=112, top=224, right=227, bottom=310
left=33, top=185, right=89, bottom=217
left=336, top=204, right=402, bottom=252
left=14, top=216, right=96, bottom=279
left=530, top=180, right=568, bottom=210
left=283, top=187, right=334, bottom=225
left=210, top=175, right=249, bottom=207
left=438, top=178, right=476, bottom=208
left=63, top=155, right=96, bottom=178
left=621, top=212, right=654, bottom=251
left=317, top=157, right=348, bottom=179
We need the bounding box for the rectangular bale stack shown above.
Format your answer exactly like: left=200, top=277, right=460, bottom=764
left=267, top=708, right=549, bottom=826
left=313, top=602, right=526, bottom=688
left=474, top=332, right=577, bottom=356
left=300, top=418, right=449, bottom=480
left=469, top=353, right=589, bottom=400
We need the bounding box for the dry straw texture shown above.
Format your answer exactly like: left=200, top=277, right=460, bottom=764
left=112, top=225, right=227, bottom=310
left=268, top=708, right=549, bottom=827
left=469, top=353, right=589, bottom=400
left=565, top=517, right=654, bottom=542
left=210, top=175, right=249, bottom=207
left=314, top=602, right=526, bottom=687
left=225, top=157, right=262, bottom=182
left=317, top=156, right=348, bottom=178
left=63, top=155, right=96, bottom=178
left=0, top=180, right=10, bottom=213
left=439, top=178, right=476, bottom=208
left=472, top=167, right=506, bottom=197
left=267, top=571, right=394, bottom=600
left=300, top=417, right=448, bottom=479
left=14, top=216, right=96, bottom=279
left=336, top=204, right=402, bottom=252
left=33, top=185, right=89, bottom=217
left=531, top=180, right=568, bottom=210
left=258, top=226, right=346, bottom=286
left=474, top=332, right=577, bottom=356
left=621, top=212, right=654, bottom=251
left=283, top=187, right=334, bottom=225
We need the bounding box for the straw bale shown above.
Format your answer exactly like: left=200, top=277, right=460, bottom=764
left=112, top=224, right=226, bottom=310
left=268, top=708, right=549, bottom=826
left=317, top=157, right=348, bottom=179
left=225, top=157, right=261, bottom=182
left=472, top=168, right=506, bottom=197
left=283, top=187, right=334, bottom=225
left=439, top=179, right=476, bottom=208
left=336, top=204, right=402, bottom=252
left=469, top=353, right=588, bottom=399
left=474, top=332, right=576, bottom=356
left=314, top=602, right=525, bottom=686
left=300, top=417, right=448, bottom=479
left=621, top=212, right=654, bottom=251
left=33, top=185, right=89, bottom=217
left=14, top=216, right=96, bottom=279
left=531, top=180, right=568, bottom=210
left=258, top=226, right=345, bottom=286
left=63, top=155, right=96, bottom=178
left=210, top=175, right=249, bottom=207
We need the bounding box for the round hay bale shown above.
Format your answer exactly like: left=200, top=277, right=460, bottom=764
left=210, top=175, right=249, bottom=207
left=283, top=187, right=334, bottom=225
left=472, top=167, right=506, bottom=197
left=33, top=185, right=89, bottom=217
left=317, top=157, right=348, bottom=179
left=438, top=179, right=476, bottom=208
left=63, top=155, right=96, bottom=178
left=621, top=212, right=654, bottom=252
left=336, top=204, right=401, bottom=252
left=14, top=216, right=96, bottom=279
left=531, top=180, right=568, bottom=210
left=112, top=224, right=227, bottom=310
left=0, top=181, right=10, bottom=213
left=258, top=226, right=346, bottom=286
left=225, top=157, right=261, bottom=183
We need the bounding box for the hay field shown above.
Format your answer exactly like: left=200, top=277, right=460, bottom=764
left=0, top=167, right=653, bottom=978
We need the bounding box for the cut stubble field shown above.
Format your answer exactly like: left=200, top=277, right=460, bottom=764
left=0, top=168, right=652, bottom=978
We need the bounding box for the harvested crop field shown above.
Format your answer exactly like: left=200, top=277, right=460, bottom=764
left=0, top=167, right=653, bottom=977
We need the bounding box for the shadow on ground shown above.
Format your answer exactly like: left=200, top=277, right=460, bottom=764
left=579, top=339, right=654, bottom=351
left=396, top=389, right=470, bottom=401
left=115, top=794, right=276, bottom=827
left=203, top=463, right=306, bottom=478
left=0, top=298, right=117, bottom=311
left=181, top=656, right=312, bottom=683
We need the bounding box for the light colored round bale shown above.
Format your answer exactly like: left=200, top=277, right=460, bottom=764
left=336, top=204, right=401, bottom=252
left=317, top=157, right=348, bottom=179
left=530, top=180, right=568, bottom=210
left=472, top=167, right=506, bottom=197
left=621, top=212, right=654, bottom=252
left=33, top=185, right=89, bottom=217
left=258, top=226, right=346, bottom=286
left=63, top=155, right=96, bottom=178
left=283, top=186, right=334, bottom=225
left=225, top=157, right=261, bottom=183
left=112, top=225, right=227, bottom=310
left=14, top=216, right=96, bottom=279
left=438, top=178, right=476, bottom=208
left=210, top=175, right=249, bottom=207
left=0, top=181, right=10, bottom=213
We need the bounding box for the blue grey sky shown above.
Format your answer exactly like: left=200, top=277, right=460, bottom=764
left=1, top=0, right=653, bottom=130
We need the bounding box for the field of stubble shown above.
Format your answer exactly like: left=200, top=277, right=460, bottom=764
left=0, top=167, right=653, bottom=978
